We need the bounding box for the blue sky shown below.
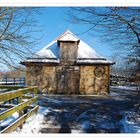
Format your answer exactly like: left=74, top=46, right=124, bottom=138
left=33, top=7, right=113, bottom=58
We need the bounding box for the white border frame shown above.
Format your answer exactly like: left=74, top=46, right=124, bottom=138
left=0, top=0, right=140, bottom=139
left=0, top=0, right=140, bottom=6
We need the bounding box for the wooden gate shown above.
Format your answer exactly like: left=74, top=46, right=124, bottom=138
left=56, top=66, right=79, bottom=94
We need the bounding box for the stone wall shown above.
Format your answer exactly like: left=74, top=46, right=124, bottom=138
left=26, top=64, right=110, bottom=95
left=26, top=65, right=57, bottom=93
left=79, top=65, right=110, bottom=95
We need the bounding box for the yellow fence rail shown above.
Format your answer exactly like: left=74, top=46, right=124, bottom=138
left=0, top=86, right=38, bottom=133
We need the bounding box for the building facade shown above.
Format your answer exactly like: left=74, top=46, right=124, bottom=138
left=21, top=30, right=114, bottom=95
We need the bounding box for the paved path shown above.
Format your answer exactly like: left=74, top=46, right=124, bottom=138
left=37, top=87, right=140, bottom=133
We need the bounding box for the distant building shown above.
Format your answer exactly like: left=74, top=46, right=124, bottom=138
left=21, top=30, right=114, bottom=94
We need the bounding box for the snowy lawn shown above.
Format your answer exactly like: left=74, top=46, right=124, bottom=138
left=1, top=86, right=140, bottom=134
left=12, top=107, right=48, bottom=134
left=120, top=111, right=140, bottom=133
left=110, top=85, right=138, bottom=91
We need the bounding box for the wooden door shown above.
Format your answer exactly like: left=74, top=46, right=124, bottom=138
left=66, top=70, right=79, bottom=94
left=56, top=67, right=79, bottom=94
left=56, top=69, right=66, bottom=94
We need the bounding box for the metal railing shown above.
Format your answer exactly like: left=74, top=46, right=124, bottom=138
left=0, top=77, right=26, bottom=85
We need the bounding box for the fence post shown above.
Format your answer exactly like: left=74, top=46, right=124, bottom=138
left=18, top=94, right=23, bottom=129
left=33, top=88, right=38, bottom=110
left=24, top=77, right=26, bottom=85
left=33, top=88, right=37, bottom=99
left=13, top=77, right=16, bottom=85
left=5, top=77, right=7, bottom=84
left=20, top=77, right=21, bottom=84
left=0, top=121, right=1, bottom=131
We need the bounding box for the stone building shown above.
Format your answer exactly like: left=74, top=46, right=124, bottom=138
left=21, top=30, right=114, bottom=94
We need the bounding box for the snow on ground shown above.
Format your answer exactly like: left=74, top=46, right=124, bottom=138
left=111, top=86, right=138, bottom=91
left=0, top=89, right=11, bottom=93
left=120, top=111, right=140, bottom=133
left=1, top=85, right=139, bottom=133
left=0, top=81, right=12, bottom=83
left=12, top=107, right=49, bottom=134
left=0, top=112, right=19, bottom=130
left=109, top=92, right=121, bottom=96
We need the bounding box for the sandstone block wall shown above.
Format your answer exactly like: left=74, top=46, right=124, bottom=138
left=79, top=65, right=110, bottom=94
left=26, top=65, right=110, bottom=94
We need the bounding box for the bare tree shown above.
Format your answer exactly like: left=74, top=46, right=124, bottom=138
left=0, top=7, right=42, bottom=70
left=68, top=7, right=140, bottom=72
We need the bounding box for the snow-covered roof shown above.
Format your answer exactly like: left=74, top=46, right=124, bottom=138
left=77, top=59, right=114, bottom=64
left=33, top=40, right=59, bottom=59
left=57, top=30, right=80, bottom=42
left=23, top=58, right=59, bottom=64
left=77, top=40, right=104, bottom=59
left=22, top=30, right=114, bottom=65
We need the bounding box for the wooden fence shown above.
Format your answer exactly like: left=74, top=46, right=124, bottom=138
left=0, top=85, right=38, bottom=133
left=0, top=77, right=26, bottom=85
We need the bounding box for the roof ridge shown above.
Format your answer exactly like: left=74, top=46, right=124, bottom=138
left=55, top=29, right=79, bottom=41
